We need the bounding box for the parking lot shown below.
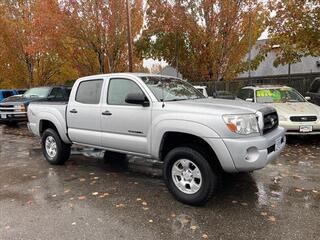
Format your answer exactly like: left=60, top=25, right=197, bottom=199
left=0, top=124, right=319, bottom=240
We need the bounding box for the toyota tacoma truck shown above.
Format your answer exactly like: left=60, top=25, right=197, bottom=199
left=27, top=73, right=286, bottom=205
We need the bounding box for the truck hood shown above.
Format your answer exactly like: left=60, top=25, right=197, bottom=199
left=0, top=96, right=45, bottom=105
left=265, top=102, right=320, bottom=116
left=165, top=98, right=269, bottom=115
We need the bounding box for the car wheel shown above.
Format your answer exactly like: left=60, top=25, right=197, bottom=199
left=41, top=128, right=71, bottom=165
left=163, top=146, right=218, bottom=206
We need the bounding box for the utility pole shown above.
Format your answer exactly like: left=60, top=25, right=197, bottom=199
left=126, top=0, right=133, bottom=72
left=248, top=7, right=253, bottom=82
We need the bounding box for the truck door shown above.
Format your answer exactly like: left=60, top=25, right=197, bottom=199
left=100, top=77, right=152, bottom=155
left=67, top=79, right=103, bottom=146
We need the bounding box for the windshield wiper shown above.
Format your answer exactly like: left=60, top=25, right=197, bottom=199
left=165, top=98, right=189, bottom=102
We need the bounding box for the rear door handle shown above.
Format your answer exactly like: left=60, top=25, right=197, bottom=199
left=102, top=110, right=112, bottom=116
left=70, top=109, right=78, bottom=114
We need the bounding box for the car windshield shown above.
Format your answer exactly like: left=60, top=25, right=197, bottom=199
left=140, top=76, right=204, bottom=101
left=23, top=87, right=51, bottom=98
left=256, top=88, right=305, bottom=103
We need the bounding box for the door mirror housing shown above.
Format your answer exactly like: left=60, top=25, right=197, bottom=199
left=245, top=98, right=254, bottom=102
left=125, top=93, right=149, bottom=107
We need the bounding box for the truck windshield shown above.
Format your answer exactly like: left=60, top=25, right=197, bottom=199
left=140, top=76, right=204, bottom=101
left=256, top=88, right=305, bottom=103
left=23, top=87, right=51, bottom=98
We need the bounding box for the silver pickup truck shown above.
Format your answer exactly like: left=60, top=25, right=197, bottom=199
left=28, top=73, right=286, bottom=205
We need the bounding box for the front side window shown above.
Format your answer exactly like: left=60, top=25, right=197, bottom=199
left=50, top=88, right=65, bottom=99
left=140, top=76, right=204, bottom=101
left=23, top=87, right=51, bottom=98
left=76, top=80, right=103, bottom=104
left=256, top=88, right=305, bottom=103
left=107, top=78, right=144, bottom=105
left=237, top=89, right=253, bottom=100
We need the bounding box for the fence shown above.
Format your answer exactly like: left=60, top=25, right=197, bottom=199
left=191, top=72, right=320, bottom=96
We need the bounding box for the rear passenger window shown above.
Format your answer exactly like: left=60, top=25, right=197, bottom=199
left=76, top=80, right=103, bottom=104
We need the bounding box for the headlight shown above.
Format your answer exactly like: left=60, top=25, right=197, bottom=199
left=18, top=104, right=26, bottom=112
left=223, top=114, right=260, bottom=135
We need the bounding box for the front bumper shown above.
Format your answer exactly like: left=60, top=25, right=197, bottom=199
left=0, top=112, right=28, bottom=123
left=280, top=121, right=320, bottom=135
left=206, top=127, right=286, bottom=173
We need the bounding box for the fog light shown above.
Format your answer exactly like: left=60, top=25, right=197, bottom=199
left=245, top=147, right=259, bottom=162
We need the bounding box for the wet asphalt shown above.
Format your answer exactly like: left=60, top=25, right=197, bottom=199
left=0, top=124, right=319, bottom=240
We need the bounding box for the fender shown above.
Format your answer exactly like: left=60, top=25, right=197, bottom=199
left=151, top=119, right=220, bottom=159
left=38, top=111, right=71, bottom=144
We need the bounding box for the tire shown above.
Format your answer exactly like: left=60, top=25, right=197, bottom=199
left=41, top=128, right=71, bottom=165
left=163, top=146, right=218, bottom=206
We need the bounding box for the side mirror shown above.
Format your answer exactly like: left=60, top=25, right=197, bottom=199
left=125, top=93, right=149, bottom=107
left=305, top=96, right=311, bottom=101
left=245, top=98, right=254, bottom=102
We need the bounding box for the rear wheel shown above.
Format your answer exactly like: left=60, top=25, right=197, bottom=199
left=163, top=146, right=218, bottom=206
left=41, top=128, right=71, bottom=165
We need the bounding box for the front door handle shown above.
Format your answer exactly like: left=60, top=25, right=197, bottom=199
left=102, top=110, right=112, bottom=116
left=70, top=109, right=78, bottom=114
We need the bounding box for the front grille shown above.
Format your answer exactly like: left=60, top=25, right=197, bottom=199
left=0, top=105, right=15, bottom=112
left=290, top=116, right=317, bottom=122
left=263, top=111, right=279, bottom=134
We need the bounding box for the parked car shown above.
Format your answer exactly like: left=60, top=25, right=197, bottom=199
left=212, top=90, right=235, bottom=100
left=238, top=85, right=320, bottom=135
left=28, top=73, right=285, bottom=205
left=193, top=85, right=209, bottom=97
left=0, top=90, right=16, bottom=102
left=0, top=86, right=71, bottom=125
left=14, top=89, right=27, bottom=95
left=307, top=77, right=320, bottom=106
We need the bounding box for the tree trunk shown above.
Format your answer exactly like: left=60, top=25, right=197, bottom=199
left=97, top=51, right=105, bottom=73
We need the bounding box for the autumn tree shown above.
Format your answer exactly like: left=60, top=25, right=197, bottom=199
left=60, top=0, right=144, bottom=75
left=265, top=0, right=320, bottom=67
left=137, top=0, right=267, bottom=81
left=0, top=0, right=76, bottom=88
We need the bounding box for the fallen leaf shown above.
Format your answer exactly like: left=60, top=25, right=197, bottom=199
left=190, top=225, right=197, bottom=230
left=78, top=196, right=86, bottom=200
left=142, top=201, right=148, bottom=206
left=171, top=213, right=176, bottom=218
left=148, top=219, right=153, bottom=223
left=202, top=234, right=208, bottom=239
left=142, top=207, right=149, bottom=211
left=71, top=222, right=76, bottom=226
left=93, top=177, right=99, bottom=180
left=268, top=216, right=276, bottom=223
left=92, top=192, right=99, bottom=196
left=116, top=203, right=125, bottom=208
left=232, top=200, right=238, bottom=204
left=312, top=190, right=318, bottom=193
left=64, top=189, right=71, bottom=194
left=52, top=194, right=57, bottom=197
left=241, top=202, right=248, bottom=206
left=5, top=225, right=10, bottom=230
left=261, top=212, right=267, bottom=216
left=295, top=188, right=303, bottom=192
left=136, top=198, right=142, bottom=201
left=79, top=178, right=86, bottom=182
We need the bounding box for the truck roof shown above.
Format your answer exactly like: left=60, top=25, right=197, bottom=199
left=77, top=73, right=181, bottom=81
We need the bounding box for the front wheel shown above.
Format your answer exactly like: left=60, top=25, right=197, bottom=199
left=41, top=128, right=71, bottom=165
left=163, top=146, right=218, bottom=206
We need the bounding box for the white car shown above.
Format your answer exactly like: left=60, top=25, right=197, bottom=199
left=238, top=85, right=320, bottom=135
